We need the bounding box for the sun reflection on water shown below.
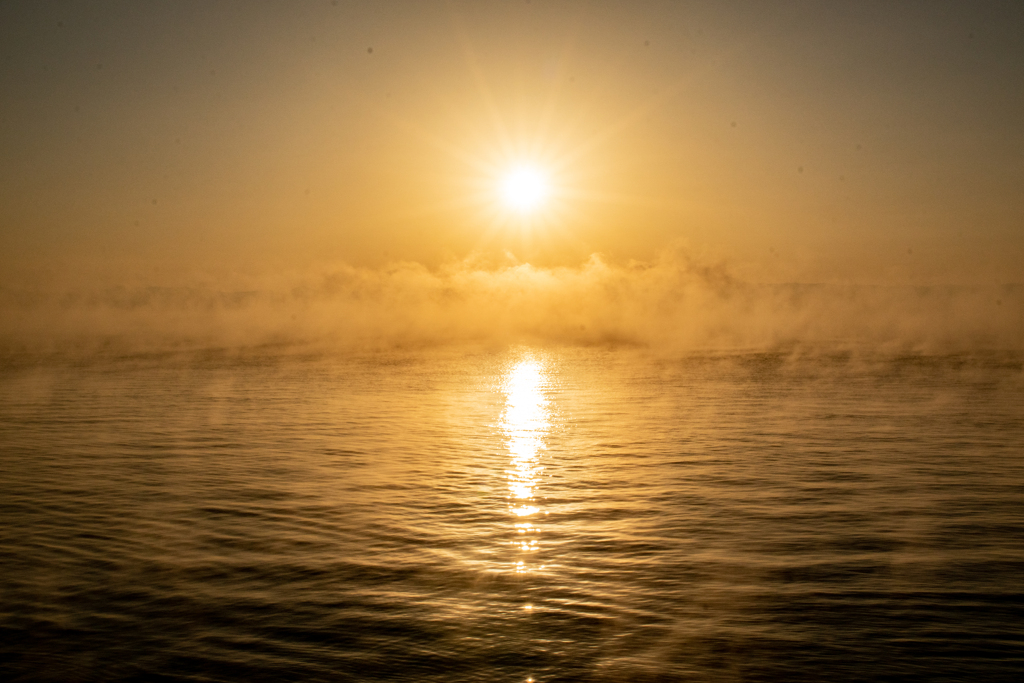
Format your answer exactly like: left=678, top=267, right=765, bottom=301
left=500, top=354, right=551, bottom=574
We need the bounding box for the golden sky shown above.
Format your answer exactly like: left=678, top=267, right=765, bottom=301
left=1, top=1, right=1022, bottom=284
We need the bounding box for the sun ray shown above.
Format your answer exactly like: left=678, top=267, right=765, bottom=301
left=447, top=3, right=516, bottom=158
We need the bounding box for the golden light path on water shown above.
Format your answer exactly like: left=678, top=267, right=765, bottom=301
left=499, top=354, right=551, bottom=578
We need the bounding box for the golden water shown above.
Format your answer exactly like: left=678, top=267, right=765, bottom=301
left=1, top=346, right=1022, bottom=681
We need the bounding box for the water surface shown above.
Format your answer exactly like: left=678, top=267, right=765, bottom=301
left=1, top=347, right=1022, bottom=681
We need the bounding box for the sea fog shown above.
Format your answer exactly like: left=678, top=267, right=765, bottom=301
left=1, top=251, right=1020, bottom=359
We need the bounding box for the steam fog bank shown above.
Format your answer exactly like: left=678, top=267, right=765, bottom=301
left=1, top=252, right=1021, bottom=363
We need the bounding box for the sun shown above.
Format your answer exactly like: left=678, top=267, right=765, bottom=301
left=500, top=165, right=550, bottom=214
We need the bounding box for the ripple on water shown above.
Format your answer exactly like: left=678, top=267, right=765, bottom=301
left=1, top=348, right=1022, bottom=681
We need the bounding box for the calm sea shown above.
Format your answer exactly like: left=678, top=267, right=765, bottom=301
left=1, top=346, right=1022, bottom=682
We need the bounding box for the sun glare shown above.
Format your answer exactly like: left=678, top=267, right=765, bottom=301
left=500, top=166, right=549, bottom=214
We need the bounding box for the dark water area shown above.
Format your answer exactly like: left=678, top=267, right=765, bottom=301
left=1, top=347, right=1023, bottom=682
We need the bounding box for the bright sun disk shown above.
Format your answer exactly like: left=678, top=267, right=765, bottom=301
left=500, top=166, right=549, bottom=214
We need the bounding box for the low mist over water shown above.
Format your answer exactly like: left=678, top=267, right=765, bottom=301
left=2, top=346, right=1022, bottom=681
left=2, top=253, right=1021, bottom=358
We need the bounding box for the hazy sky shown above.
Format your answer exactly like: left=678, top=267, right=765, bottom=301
left=2, top=0, right=1022, bottom=283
